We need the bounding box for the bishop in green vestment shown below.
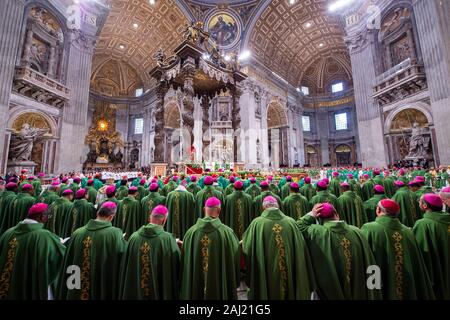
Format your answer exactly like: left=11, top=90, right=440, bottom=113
left=68, top=189, right=96, bottom=235
left=413, top=194, right=450, bottom=300
left=117, top=187, right=145, bottom=240
left=252, top=181, right=282, bottom=219
left=243, top=196, right=315, bottom=300
left=392, top=181, right=420, bottom=227
left=120, top=205, right=180, bottom=300
left=337, top=183, right=366, bottom=228
left=245, top=177, right=261, bottom=200
left=224, top=177, right=237, bottom=197
left=186, top=176, right=202, bottom=196
left=280, top=176, right=293, bottom=200
left=195, top=177, right=224, bottom=219
left=6, top=184, right=36, bottom=229
left=162, top=177, right=178, bottom=196
left=361, top=174, right=375, bottom=202
left=0, top=203, right=65, bottom=300
left=86, top=180, right=97, bottom=205
left=297, top=203, right=381, bottom=300
left=166, top=185, right=196, bottom=239
left=137, top=179, right=149, bottom=202
left=383, top=174, right=396, bottom=198
left=28, top=177, right=42, bottom=198
left=223, top=181, right=253, bottom=239
left=46, top=189, right=74, bottom=238
left=282, top=182, right=310, bottom=220
left=329, top=172, right=342, bottom=197
left=364, top=185, right=387, bottom=222
left=347, top=174, right=363, bottom=199
left=361, top=199, right=435, bottom=300
left=0, top=183, right=18, bottom=236
left=116, top=180, right=129, bottom=200
left=70, top=177, right=81, bottom=194
left=58, top=178, right=70, bottom=196
left=180, top=197, right=240, bottom=300
left=300, top=177, right=316, bottom=201
left=57, top=201, right=126, bottom=300
left=41, top=184, right=60, bottom=205
left=309, top=180, right=339, bottom=209
left=141, top=183, right=166, bottom=222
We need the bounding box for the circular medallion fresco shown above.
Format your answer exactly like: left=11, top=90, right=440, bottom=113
left=206, top=11, right=241, bottom=49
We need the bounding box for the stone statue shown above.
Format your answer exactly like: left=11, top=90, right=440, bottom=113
left=115, top=149, right=123, bottom=164
left=8, top=123, right=49, bottom=161
left=256, top=139, right=262, bottom=164
left=406, top=122, right=430, bottom=159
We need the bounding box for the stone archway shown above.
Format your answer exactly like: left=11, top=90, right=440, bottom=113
left=266, top=101, right=289, bottom=168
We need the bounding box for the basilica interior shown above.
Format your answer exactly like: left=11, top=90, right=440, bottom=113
left=0, top=0, right=448, bottom=175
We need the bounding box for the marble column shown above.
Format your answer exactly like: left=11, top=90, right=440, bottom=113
left=345, top=30, right=388, bottom=167
left=317, top=111, right=330, bottom=165
left=56, top=30, right=96, bottom=173
left=201, top=95, right=210, bottom=160
left=232, top=87, right=242, bottom=163
left=153, top=83, right=168, bottom=163
left=414, top=0, right=450, bottom=165
left=0, top=0, right=25, bottom=174
left=182, top=70, right=195, bottom=162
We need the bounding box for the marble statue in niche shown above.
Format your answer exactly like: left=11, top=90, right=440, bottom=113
left=9, top=123, right=49, bottom=161
left=406, top=122, right=430, bottom=159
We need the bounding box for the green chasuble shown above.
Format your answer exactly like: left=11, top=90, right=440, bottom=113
left=300, top=184, right=316, bottom=202
left=363, top=194, right=386, bottom=222
left=120, top=224, right=181, bottom=300
left=116, top=185, right=129, bottom=200
left=68, top=199, right=96, bottom=235
left=0, top=222, right=65, bottom=300
left=166, top=189, right=196, bottom=239
left=180, top=217, right=240, bottom=300
left=245, top=184, right=261, bottom=200
left=361, top=180, right=375, bottom=202
left=329, top=177, right=342, bottom=197
left=137, top=185, right=148, bottom=202
left=86, top=186, right=97, bottom=205
left=6, top=192, right=36, bottom=229
left=224, top=190, right=253, bottom=239
left=117, top=196, right=145, bottom=240
left=93, top=178, right=103, bottom=191
left=224, top=184, right=235, bottom=197
left=361, top=216, right=435, bottom=300
left=56, top=219, right=126, bottom=300
left=348, top=180, right=363, bottom=199
left=186, top=182, right=201, bottom=197
left=31, top=180, right=42, bottom=198
left=383, top=177, right=396, bottom=198
left=309, top=190, right=339, bottom=209
left=46, top=197, right=74, bottom=238
left=392, top=187, right=420, bottom=227
left=337, top=191, right=366, bottom=228
left=41, top=190, right=60, bottom=205
left=413, top=212, right=450, bottom=300
left=162, top=181, right=177, bottom=197
left=252, top=191, right=282, bottom=219
left=297, top=215, right=381, bottom=300
left=269, top=184, right=280, bottom=196
left=0, top=191, right=17, bottom=236
left=195, top=186, right=225, bottom=219
left=280, top=183, right=292, bottom=200
left=242, top=208, right=315, bottom=300
left=141, top=192, right=166, bottom=222
left=282, top=193, right=310, bottom=220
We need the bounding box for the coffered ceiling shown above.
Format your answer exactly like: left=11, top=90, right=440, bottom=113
left=93, top=0, right=352, bottom=90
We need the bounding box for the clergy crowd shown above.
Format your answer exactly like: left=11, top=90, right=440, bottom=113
left=0, top=167, right=449, bottom=300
